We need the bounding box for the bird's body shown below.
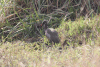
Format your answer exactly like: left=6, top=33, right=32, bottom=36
left=42, top=20, right=60, bottom=44
left=45, top=28, right=60, bottom=43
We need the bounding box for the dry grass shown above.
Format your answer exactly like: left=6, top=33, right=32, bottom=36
left=0, top=41, right=100, bottom=67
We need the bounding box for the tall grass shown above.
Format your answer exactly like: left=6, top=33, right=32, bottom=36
left=0, top=0, right=100, bottom=44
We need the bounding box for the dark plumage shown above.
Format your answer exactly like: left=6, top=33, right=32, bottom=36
left=42, top=20, right=60, bottom=44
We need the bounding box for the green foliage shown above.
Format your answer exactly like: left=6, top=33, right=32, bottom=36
left=0, top=0, right=100, bottom=46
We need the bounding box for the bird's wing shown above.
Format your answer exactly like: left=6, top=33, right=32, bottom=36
left=47, top=28, right=58, bottom=36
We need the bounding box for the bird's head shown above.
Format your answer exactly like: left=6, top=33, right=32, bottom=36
left=41, top=20, right=48, bottom=30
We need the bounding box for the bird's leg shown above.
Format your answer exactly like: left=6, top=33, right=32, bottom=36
left=51, top=42, right=54, bottom=50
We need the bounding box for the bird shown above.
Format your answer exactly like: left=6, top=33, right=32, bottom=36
left=41, top=20, right=60, bottom=44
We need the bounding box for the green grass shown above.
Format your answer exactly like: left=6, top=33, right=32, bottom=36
left=57, top=16, right=100, bottom=47
left=0, top=0, right=100, bottom=67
